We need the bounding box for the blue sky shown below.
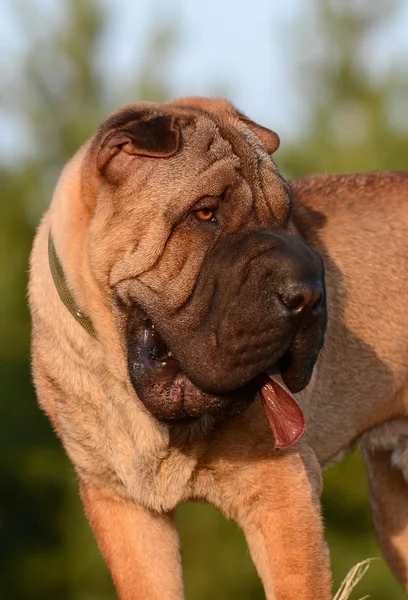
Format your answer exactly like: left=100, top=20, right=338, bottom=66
left=1, top=0, right=408, bottom=162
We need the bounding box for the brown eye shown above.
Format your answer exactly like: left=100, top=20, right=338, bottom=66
left=195, top=208, right=216, bottom=222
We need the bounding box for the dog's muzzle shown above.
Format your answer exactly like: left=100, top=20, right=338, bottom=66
left=124, top=228, right=327, bottom=445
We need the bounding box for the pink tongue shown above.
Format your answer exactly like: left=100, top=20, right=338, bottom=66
left=260, top=373, right=306, bottom=449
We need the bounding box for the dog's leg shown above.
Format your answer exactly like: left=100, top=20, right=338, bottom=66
left=80, top=482, right=184, bottom=600
left=240, top=449, right=331, bottom=600
left=207, top=437, right=331, bottom=600
left=363, top=447, right=408, bottom=590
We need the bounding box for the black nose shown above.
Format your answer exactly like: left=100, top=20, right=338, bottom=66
left=279, top=281, right=324, bottom=316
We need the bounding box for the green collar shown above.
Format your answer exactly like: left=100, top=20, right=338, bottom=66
left=48, top=231, right=96, bottom=338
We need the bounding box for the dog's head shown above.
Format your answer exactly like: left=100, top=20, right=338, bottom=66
left=79, top=98, right=326, bottom=439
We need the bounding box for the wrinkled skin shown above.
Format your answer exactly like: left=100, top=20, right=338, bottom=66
left=91, top=99, right=328, bottom=423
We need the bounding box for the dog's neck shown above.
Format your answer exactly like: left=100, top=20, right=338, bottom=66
left=48, top=230, right=96, bottom=338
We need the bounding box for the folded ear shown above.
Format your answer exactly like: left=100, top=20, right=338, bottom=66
left=97, top=114, right=181, bottom=174
left=239, top=115, right=280, bottom=154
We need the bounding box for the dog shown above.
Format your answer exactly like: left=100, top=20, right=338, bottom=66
left=28, top=97, right=408, bottom=599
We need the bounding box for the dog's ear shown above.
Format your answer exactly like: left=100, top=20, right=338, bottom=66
left=97, top=114, right=180, bottom=175
left=239, top=114, right=280, bottom=154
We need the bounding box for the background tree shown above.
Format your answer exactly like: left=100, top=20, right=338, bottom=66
left=1, top=0, right=407, bottom=598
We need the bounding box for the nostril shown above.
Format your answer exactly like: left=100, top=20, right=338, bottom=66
left=279, top=292, right=305, bottom=311
left=279, top=282, right=324, bottom=316
left=311, top=293, right=323, bottom=312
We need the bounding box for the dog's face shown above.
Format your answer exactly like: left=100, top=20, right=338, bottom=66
left=85, top=98, right=326, bottom=424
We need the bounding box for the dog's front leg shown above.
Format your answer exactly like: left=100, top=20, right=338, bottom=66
left=206, top=432, right=331, bottom=600
left=239, top=448, right=331, bottom=600
left=80, top=482, right=184, bottom=600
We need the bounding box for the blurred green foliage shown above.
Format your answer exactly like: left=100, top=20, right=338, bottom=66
left=1, top=1, right=407, bottom=598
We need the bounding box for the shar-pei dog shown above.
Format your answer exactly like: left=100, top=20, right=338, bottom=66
left=29, top=97, right=408, bottom=599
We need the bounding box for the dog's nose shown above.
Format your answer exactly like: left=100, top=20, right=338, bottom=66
left=279, top=281, right=324, bottom=316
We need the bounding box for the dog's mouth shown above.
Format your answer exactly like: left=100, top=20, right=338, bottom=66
left=129, top=318, right=305, bottom=449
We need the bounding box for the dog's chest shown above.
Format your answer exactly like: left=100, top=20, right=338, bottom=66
left=117, top=444, right=199, bottom=512
left=97, top=381, right=199, bottom=512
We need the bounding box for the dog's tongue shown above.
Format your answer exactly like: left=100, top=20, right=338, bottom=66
left=260, top=372, right=305, bottom=449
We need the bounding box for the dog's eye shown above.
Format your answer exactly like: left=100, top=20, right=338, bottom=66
left=195, top=208, right=216, bottom=222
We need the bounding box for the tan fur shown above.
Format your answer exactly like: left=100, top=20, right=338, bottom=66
left=291, top=172, right=408, bottom=589
left=29, top=98, right=407, bottom=598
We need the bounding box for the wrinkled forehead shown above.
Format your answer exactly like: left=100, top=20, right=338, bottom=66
left=98, top=98, right=276, bottom=167
left=95, top=100, right=291, bottom=223
left=166, top=101, right=291, bottom=220
left=168, top=98, right=291, bottom=214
